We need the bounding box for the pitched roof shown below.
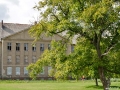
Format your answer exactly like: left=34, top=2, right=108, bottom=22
left=0, top=20, right=31, bottom=41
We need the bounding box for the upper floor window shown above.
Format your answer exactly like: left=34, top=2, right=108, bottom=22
left=16, top=55, right=20, bottom=64
left=7, top=67, right=12, bottom=75
left=24, top=55, right=28, bottom=63
left=32, top=56, right=36, bottom=63
left=48, top=44, right=50, bottom=50
left=24, top=43, right=28, bottom=51
left=16, top=43, right=20, bottom=51
left=7, top=56, right=12, bottom=63
left=32, top=44, right=36, bottom=52
left=7, top=42, right=11, bottom=51
left=40, top=44, right=44, bottom=51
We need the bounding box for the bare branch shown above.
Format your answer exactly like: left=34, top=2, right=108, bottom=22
left=102, top=43, right=116, bottom=56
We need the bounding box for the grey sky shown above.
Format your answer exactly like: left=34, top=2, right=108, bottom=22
left=0, top=4, right=9, bottom=20
left=0, top=0, right=40, bottom=24
left=5, top=0, right=19, bottom=5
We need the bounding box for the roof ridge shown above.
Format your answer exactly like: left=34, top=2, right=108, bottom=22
left=3, top=22, right=30, bottom=25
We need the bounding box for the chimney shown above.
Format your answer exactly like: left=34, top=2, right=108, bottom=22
left=1, top=20, right=3, bottom=29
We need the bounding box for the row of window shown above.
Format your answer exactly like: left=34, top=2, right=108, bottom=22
left=6, top=67, right=52, bottom=76
left=7, top=55, right=37, bottom=64
left=7, top=67, right=28, bottom=75
left=7, top=43, right=51, bottom=51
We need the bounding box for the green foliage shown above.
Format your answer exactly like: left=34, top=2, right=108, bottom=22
left=28, top=0, right=120, bottom=88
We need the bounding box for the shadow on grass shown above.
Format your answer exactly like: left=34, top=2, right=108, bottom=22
left=86, top=85, right=103, bottom=89
left=86, top=85, right=120, bottom=89
left=110, top=86, right=120, bottom=89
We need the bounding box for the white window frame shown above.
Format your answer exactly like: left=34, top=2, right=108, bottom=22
left=40, top=44, right=44, bottom=51
left=16, top=43, right=20, bottom=51
left=16, top=67, right=20, bottom=75
left=7, top=42, right=11, bottom=51
left=24, top=43, right=28, bottom=51
left=32, top=44, right=36, bottom=52
left=7, top=67, right=12, bottom=75
left=24, top=67, right=28, bottom=75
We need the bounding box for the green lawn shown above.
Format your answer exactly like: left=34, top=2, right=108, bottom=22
left=0, top=80, right=119, bottom=90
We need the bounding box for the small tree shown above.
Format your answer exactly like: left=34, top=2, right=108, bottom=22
left=28, top=0, right=120, bottom=90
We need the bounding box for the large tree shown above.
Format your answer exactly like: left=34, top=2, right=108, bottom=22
left=28, top=0, right=120, bottom=90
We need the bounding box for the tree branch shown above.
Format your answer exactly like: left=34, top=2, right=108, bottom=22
left=50, top=30, right=66, bottom=34
left=101, top=43, right=116, bottom=56
left=102, top=32, right=119, bottom=56
left=68, top=27, right=93, bottom=42
left=105, top=68, right=120, bottom=74
left=58, top=3, right=69, bottom=18
left=58, top=4, right=66, bottom=15
left=51, top=12, right=60, bottom=22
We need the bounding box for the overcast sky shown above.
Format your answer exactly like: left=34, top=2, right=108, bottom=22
left=0, top=0, right=40, bottom=24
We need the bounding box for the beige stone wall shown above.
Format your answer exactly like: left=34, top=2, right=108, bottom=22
left=1, top=29, right=71, bottom=79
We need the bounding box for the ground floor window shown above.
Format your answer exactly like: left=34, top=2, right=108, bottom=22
left=48, top=66, right=52, bottom=75
left=16, top=67, right=20, bottom=75
left=7, top=67, right=12, bottom=75
left=24, top=67, right=28, bottom=75
left=40, top=67, right=45, bottom=75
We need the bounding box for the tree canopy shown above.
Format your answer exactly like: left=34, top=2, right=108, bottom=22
left=28, top=0, right=120, bottom=90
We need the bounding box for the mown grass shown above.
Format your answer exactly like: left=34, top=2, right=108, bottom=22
left=0, top=80, right=119, bottom=90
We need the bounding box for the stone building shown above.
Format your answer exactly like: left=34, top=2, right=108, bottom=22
left=0, top=20, right=72, bottom=79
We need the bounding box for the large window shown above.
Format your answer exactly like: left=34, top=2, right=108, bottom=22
left=16, top=55, right=20, bottom=63
left=16, top=43, right=20, bottom=51
left=24, top=67, right=28, bottom=75
left=7, top=56, right=11, bottom=63
left=7, top=42, right=11, bottom=51
left=32, top=56, right=36, bottom=63
left=7, top=67, right=12, bottom=75
left=16, top=67, right=20, bottom=75
left=32, top=44, right=36, bottom=52
left=40, top=44, right=44, bottom=51
left=24, top=43, right=28, bottom=51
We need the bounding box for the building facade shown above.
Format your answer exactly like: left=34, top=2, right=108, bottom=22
left=0, top=20, right=72, bottom=80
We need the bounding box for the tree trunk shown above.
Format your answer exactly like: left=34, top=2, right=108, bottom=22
left=95, top=78, right=98, bottom=86
left=94, top=33, right=110, bottom=90
left=98, top=67, right=110, bottom=90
